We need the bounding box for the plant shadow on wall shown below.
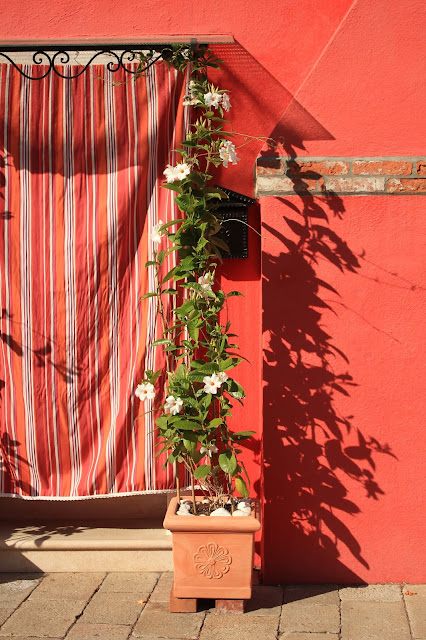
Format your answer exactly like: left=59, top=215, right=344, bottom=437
left=261, top=151, right=397, bottom=583
left=0, top=307, right=81, bottom=495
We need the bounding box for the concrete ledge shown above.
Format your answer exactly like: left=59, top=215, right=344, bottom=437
left=0, top=549, right=174, bottom=572
left=0, top=522, right=173, bottom=572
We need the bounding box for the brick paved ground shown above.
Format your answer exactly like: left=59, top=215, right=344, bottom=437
left=0, top=572, right=424, bottom=639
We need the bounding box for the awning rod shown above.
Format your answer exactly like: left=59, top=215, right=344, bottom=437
left=0, top=35, right=234, bottom=52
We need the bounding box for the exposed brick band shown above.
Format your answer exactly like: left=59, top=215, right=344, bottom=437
left=256, top=157, right=426, bottom=196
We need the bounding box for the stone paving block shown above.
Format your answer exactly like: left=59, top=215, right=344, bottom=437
left=0, top=604, right=20, bottom=626
left=404, top=584, right=426, bottom=597
left=403, top=584, right=426, bottom=638
left=215, top=599, right=245, bottom=614
left=0, top=598, right=87, bottom=637
left=244, top=586, right=284, bottom=616
left=341, top=601, right=411, bottom=640
left=284, top=585, right=339, bottom=605
left=0, top=574, right=42, bottom=606
left=132, top=602, right=204, bottom=639
left=280, top=634, right=339, bottom=640
left=79, top=591, right=144, bottom=626
left=149, top=572, right=174, bottom=603
left=29, top=573, right=105, bottom=601
left=199, top=614, right=279, bottom=640
left=280, top=602, right=340, bottom=634
left=99, top=572, right=159, bottom=595
left=0, top=572, right=44, bottom=585
left=66, top=622, right=132, bottom=639
left=339, top=583, right=402, bottom=602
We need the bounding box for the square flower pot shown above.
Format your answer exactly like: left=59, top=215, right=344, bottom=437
left=163, top=496, right=261, bottom=600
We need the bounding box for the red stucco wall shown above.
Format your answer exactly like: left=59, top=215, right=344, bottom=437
left=2, top=0, right=425, bottom=583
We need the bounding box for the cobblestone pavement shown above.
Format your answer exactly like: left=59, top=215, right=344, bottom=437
left=0, top=573, right=424, bottom=639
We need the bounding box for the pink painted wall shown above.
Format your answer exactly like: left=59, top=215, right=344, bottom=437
left=2, top=0, right=425, bottom=582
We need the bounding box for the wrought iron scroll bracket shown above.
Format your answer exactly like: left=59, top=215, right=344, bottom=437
left=0, top=36, right=234, bottom=80
left=0, top=45, right=174, bottom=80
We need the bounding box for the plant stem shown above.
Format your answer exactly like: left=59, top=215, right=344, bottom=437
left=191, top=473, right=197, bottom=514
left=176, top=474, right=180, bottom=503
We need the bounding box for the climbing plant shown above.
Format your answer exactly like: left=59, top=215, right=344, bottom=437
left=135, top=45, right=254, bottom=512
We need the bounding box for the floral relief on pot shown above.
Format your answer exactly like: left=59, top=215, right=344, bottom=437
left=194, top=542, right=232, bottom=579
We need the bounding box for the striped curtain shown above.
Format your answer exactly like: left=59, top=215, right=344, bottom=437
left=0, top=62, right=187, bottom=497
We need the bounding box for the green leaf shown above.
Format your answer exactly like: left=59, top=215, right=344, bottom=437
left=151, top=338, right=170, bottom=347
left=184, top=438, right=197, bottom=454
left=170, top=420, right=200, bottom=431
left=182, top=431, right=198, bottom=442
left=162, top=288, right=178, bottom=295
left=229, top=381, right=245, bottom=400
left=235, top=476, right=249, bottom=498
left=160, top=218, right=183, bottom=229
left=162, top=183, right=181, bottom=192
left=140, top=292, right=157, bottom=301
left=218, top=451, right=237, bottom=475
left=191, top=450, right=204, bottom=464
left=161, top=266, right=179, bottom=284
left=165, top=244, right=180, bottom=257
left=167, top=450, right=180, bottom=464
left=175, top=363, right=187, bottom=380
left=220, top=358, right=241, bottom=372
left=209, top=418, right=223, bottom=429
left=194, top=464, right=211, bottom=479
left=187, top=321, right=199, bottom=342
left=175, top=300, right=194, bottom=316
left=210, top=236, right=230, bottom=252
left=145, top=260, right=157, bottom=268
left=188, top=372, right=208, bottom=383
left=157, top=250, right=166, bottom=265
left=200, top=394, right=212, bottom=410
left=194, top=362, right=219, bottom=374
left=232, top=430, right=255, bottom=439
left=227, top=291, right=244, bottom=298
left=155, top=416, right=168, bottom=429
left=204, top=187, right=229, bottom=199
left=180, top=282, right=203, bottom=292
left=147, top=368, right=162, bottom=385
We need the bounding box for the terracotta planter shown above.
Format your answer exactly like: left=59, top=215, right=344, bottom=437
left=163, top=496, right=261, bottom=599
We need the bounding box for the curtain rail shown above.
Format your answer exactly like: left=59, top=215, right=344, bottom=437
left=0, top=35, right=234, bottom=51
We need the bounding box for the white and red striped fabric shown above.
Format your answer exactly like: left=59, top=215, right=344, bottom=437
left=0, top=62, right=187, bottom=497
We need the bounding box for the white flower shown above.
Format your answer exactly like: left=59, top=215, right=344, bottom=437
left=221, top=93, right=232, bottom=111
left=151, top=219, right=164, bottom=245
left=203, top=374, right=222, bottom=394
left=163, top=164, right=177, bottom=183
left=219, top=141, right=240, bottom=168
left=198, top=272, right=213, bottom=292
left=174, top=163, right=191, bottom=180
left=200, top=444, right=219, bottom=457
left=204, top=92, right=221, bottom=108
left=164, top=395, right=183, bottom=416
left=135, top=382, right=155, bottom=401
left=163, top=163, right=190, bottom=183
left=217, top=371, right=228, bottom=383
